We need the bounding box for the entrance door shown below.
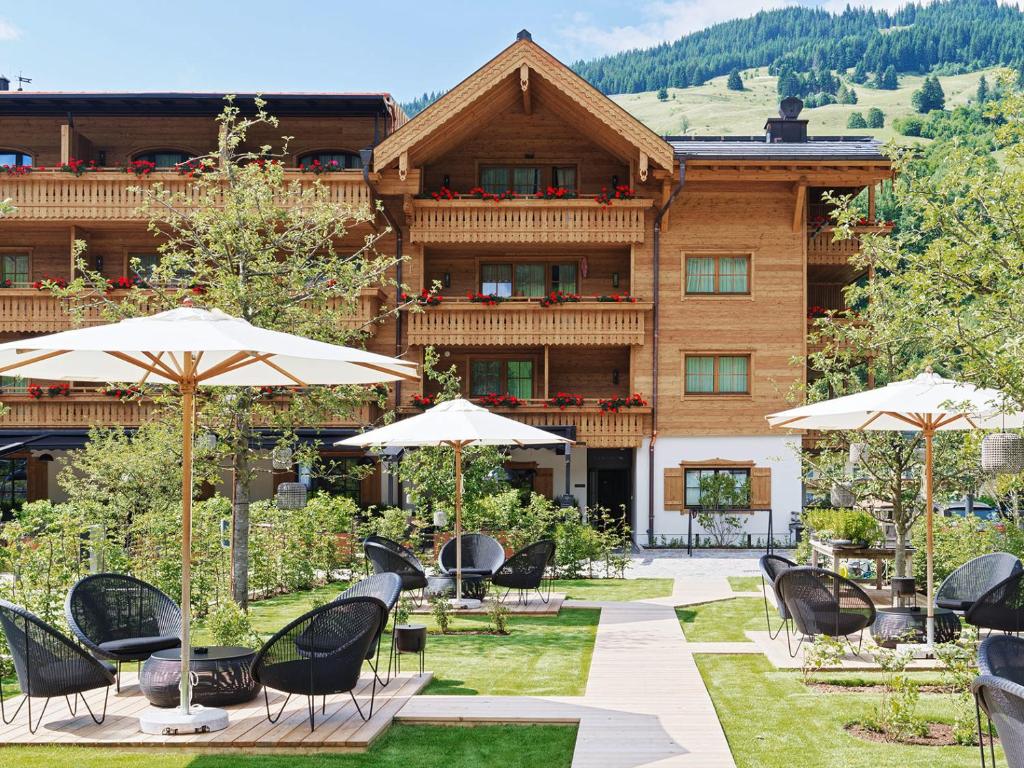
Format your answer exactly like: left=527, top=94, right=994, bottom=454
left=586, top=449, right=633, bottom=531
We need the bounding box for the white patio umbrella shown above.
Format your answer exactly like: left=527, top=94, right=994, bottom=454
left=336, top=398, right=572, bottom=605
left=0, top=304, right=417, bottom=731
left=767, top=367, right=1024, bottom=646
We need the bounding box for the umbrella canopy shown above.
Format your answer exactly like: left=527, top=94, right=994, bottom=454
left=768, top=368, right=1024, bottom=648
left=0, top=305, right=417, bottom=726
left=337, top=398, right=572, bottom=603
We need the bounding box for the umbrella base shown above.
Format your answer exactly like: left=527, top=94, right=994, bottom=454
left=450, top=598, right=482, bottom=610
left=138, top=705, right=229, bottom=735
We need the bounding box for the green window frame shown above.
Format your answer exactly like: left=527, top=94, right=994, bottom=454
left=685, top=254, right=750, bottom=295
left=685, top=355, right=750, bottom=395
left=479, top=166, right=539, bottom=195
left=480, top=262, right=578, bottom=296
left=470, top=359, right=533, bottom=399
left=506, top=361, right=534, bottom=400
left=0, top=253, right=29, bottom=286
left=514, top=264, right=546, bottom=297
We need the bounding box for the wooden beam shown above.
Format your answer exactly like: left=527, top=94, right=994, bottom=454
left=520, top=63, right=531, bottom=115
left=639, top=151, right=649, bottom=183
left=868, top=184, right=876, bottom=222
left=398, top=151, right=408, bottom=182
left=543, top=345, right=549, bottom=400
left=60, top=124, right=73, bottom=165
left=792, top=181, right=807, bottom=233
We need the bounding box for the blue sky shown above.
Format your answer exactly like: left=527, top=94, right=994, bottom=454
left=0, top=1, right=986, bottom=101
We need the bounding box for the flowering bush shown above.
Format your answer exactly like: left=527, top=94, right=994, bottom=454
left=401, top=288, right=442, bottom=307
left=105, top=385, right=142, bottom=400
left=467, top=291, right=506, bottom=306
left=597, top=292, right=637, bottom=303
left=477, top=392, right=524, bottom=408
left=535, top=186, right=574, bottom=200
left=467, top=186, right=518, bottom=202
left=807, top=305, right=831, bottom=319
left=429, top=186, right=458, bottom=201
left=257, top=385, right=286, bottom=398
left=598, top=393, right=648, bottom=413
left=545, top=392, right=584, bottom=409
left=59, top=158, right=96, bottom=176
left=539, top=291, right=581, bottom=308
left=124, top=159, right=156, bottom=176
left=177, top=158, right=213, bottom=177
left=105, top=276, right=141, bottom=292
left=595, top=184, right=635, bottom=206
left=28, top=383, right=71, bottom=399
left=411, top=393, right=435, bottom=410
left=0, top=279, right=11, bottom=288
left=300, top=158, right=349, bottom=174
left=32, top=277, right=68, bottom=290
left=2, top=164, right=31, bottom=176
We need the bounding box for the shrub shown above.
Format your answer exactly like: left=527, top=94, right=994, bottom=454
left=847, top=111, right=867, bottom=129
left=803, top=508, right=881, bottom=546
left=487, top=599, right=510, bottom=635
left=430, top=595, right=452, bottom=634
left=869, top=647, right=927, bottom=740
left=802, top=634, right=845, bottom=680
left=894, top=116, right=925, bottom=137
left=912, top=515, right=1005, bottom=588
left=867, top=107, right=885, bottom=128
left=394, top=597, right=413, bottom=628
left=934, top=626, right=981, bottom=745
left=206, top=600, right=260, bottom=647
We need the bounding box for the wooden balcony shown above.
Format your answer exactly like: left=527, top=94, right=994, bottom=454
left=0, top=390, right=374, bottom=429
left=408, top=198, right=650, bottom=244
left=406, top=299, right=649, bottom=346
left=0, top=287, right=388, bottom=335
left=807, top=225, right=892, bottom=266
left=0, top=170, right=370, bottom=222
left=402, top=401, right=651, bottom=448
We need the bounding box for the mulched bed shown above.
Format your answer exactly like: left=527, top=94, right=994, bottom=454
left=811, top=682, right=955, bottom=694
left=846, top=722, right=995, bottom=747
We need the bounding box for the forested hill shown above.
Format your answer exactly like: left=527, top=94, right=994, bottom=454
left=572, top=0, right=1024, bottom=94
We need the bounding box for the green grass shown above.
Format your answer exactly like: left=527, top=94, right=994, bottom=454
left=727, top=576, right=762, bottom=593
left=677, top=598, right=765, bottom=643
left=613, top=66, right=1004, bottom=142
left=697, top=654, right=983, bottom=768
left=240, top=582, right=350, bottom=639
left=0, top=723, right=578, bottom=768
left=553, top=578, right=673, bottom=601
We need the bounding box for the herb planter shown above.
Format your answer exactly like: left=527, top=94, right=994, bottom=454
left=396, top=624, right=427, bottom=653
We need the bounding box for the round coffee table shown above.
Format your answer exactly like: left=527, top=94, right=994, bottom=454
left=426, top=574, right=489, bottom=601
left=871, top=606, right=961, bottom=648
left=140, top=646, right=261, bottom=708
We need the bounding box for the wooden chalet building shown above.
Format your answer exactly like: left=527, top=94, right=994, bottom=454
left=0, top=32, right=891, bottom=545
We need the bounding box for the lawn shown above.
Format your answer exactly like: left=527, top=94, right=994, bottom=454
left=677, top=598, right=765, bottom=642
left=0, top=723, right=578, bottom=768
left=727, top=576, right=762, bottom=593
left=553, top=577, right=672, bottom=601
left=697, top=654, right=983, bottom=768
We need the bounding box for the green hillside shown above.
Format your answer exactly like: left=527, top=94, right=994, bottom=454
left=614, top=67, right=1004, bottom=142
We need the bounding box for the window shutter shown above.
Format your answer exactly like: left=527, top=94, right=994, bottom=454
left=360, top=462, right=382, bottom=507
left=664, top=468, right=683, bottom=510
left=750, top=467, right=772, bottom=509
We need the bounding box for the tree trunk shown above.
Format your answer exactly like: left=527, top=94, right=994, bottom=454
left=894, top=528, right=908, bottom=578
left=231, top=439, right=251, bottom=609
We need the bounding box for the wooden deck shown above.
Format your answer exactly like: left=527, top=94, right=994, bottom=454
left=0, top=670, right=430, bottom=752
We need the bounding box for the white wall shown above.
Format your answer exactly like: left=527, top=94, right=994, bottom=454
left=635, top=435, right=802, bottom=546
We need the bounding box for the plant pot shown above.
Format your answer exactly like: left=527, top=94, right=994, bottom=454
left=396, top=624, right=427, bottom=653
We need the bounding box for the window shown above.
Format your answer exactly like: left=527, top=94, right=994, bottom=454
left=298, top=151, right=362, bottom=170
left=684, top=355, right=750, bottom=395
left=133, top=150, right=192, bottom=168
left=314, top=457, right=363, bottom=506
left=550, top=263, right=577, bottom=293
left=514, top=264, right=545, bottom=297
left=0, top=376, right=27, bottom=394
left=480, top=262, right=578, bottom=297
left=0, top=458, right=27, bottom=512
left=0, top=150, right=31, bottom=167
left=480, top=166, right=539, bottom=195
left=552, top=166, right=577, bottom=192
left=0, top=253, right=29, bottom=286
left=481, top=264, right=513, bottom=297
left=470, top=359, right=533, bottom=398
left=130, top=253, right=162, bottom=282
left=684, top=468, right=750, bottom=508
left=685, top=254, right=750, bottom=295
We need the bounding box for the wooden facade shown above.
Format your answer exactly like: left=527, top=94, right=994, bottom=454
left=0, top=32, right=891, bottom=533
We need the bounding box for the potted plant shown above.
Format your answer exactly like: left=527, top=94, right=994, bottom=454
left=394, top=597, right=426, bottom=653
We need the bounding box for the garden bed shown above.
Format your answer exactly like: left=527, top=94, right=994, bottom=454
left=846, top=722, right=993, bottom=748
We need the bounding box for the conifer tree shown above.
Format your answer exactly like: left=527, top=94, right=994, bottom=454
left=727, top=69, right=744, bottom=91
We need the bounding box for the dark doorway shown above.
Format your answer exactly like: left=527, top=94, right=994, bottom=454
left=587, top=449, right=633, bottom=531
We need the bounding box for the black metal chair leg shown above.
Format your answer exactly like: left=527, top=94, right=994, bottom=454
left=976, top=693, right=986, bottom=768
left=79, top=688, right=109, bottom=725
left=786, top=625, right=805, bottom=659
left=26, top=696, right=50, bottom=735
left=264, top=688, right=291, bottom=724
left=306, top=695, right=316, bottom=731
left=115, top=661, right=121, bottom=693
left=65, top=695, right=77, bottom=717
left=0, top=687, right=27, bottom=725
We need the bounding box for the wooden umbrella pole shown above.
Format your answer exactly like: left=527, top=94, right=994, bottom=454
left=925, top=427, right=935, bottom=648
left=454, top=442, right=463, bottom=605
left=179, top=361, right=196, bottom=716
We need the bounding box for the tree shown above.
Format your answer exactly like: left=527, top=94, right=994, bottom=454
left=726, top=69, right=744, bottom=91
left=912, top=75, right=945, bottom=113
left=54, top=98, right=402, bottom=608
left=879, top=65, right=899, bottom=90
left=695, top=473, right=750, bottom=547
left=977, top=74, right=989, bottom=104
left=851, top=60, right=869, bottom=84
left=657, top=87, right=669, bottom=101
left=867, top=107, right=885, bottom=128
left=847, top=111, right=868, bottom=128
left=777, top=69, right=802, bottom=99
left=838, top=84, right=858, bottom=104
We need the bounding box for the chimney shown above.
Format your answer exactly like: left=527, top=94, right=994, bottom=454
left=765, top=96, right=808, bottom=143
left=0, top=76, right=8, bottom=92
left=517, top=29, right=532, bottom=42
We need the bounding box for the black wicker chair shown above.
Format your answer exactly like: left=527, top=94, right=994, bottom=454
left=0, top=599, right=115, bottom=734
left=364, top=538, right=429, bottom=602
left=776, top=566, right=876, bottom=658
left=492, top=540, right=556, bottom=606
left=937, top=552, right=1022, bottom=614
left=974, top=675, right=1024, bottom=768
left=967, top=570, right=1024, bottom=634
left=251, top=595, right=386, bottom=731
left=759, top=553, right=797, bottom=640
left=332, top=573, right=402, bottom=686
left=65, top=573, right=181, bottom=692
left=438, top=533, right=506, bottom=578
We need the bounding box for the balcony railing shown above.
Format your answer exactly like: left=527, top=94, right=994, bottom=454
left=408, top=198, right=650, bottom=244
left=0, top=170, right=370, bottom=221
left=406, top=298, right=649, bottom=346
left=807, top=224, right=892, bottom=266
left=0, top=287, right=388, bottom=335
left=403, top=401, right=651, bottom=448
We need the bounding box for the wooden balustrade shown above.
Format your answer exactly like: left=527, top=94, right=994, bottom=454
left=408, top=198, right=649, bottom=244
left=0, top=287, right=387, bottom=335
left=0, top=170, right=370, bottom=221
left=406, top=299, right=649, bottom=346
left=807, top=225, right=892, bottom=266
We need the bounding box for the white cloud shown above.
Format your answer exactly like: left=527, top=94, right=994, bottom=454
left=0, top=19, right=22, bottom=41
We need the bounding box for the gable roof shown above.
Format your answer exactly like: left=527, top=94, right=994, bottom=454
left=667, top=136, right=887, bottom=162
left=373, top=32, right=674, bottom=174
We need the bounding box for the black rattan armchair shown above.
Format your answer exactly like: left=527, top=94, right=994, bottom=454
left=364, top=539, right=428, bottom=600
left=492, top=540, right=556, bottom=606
left=759, top=553, right=796, bottom=640
left=0, top=599, right=115, bottom=734
left=967, top=570, right=1024, bottom=634
left=974, top=675, right=1024, bottom=768
left=937, top=552, right=1022, bottom=614
left=776, top=566, right=876, bottom=658
left=438, top=534, right=505, bottom=578
left=251, top=595, right=386, bottom=731
left=980, top=634, right=1024, bottom=684
left=333, top=573, right=402, bottom=686
left=65, top=573, right=181, bottom=692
